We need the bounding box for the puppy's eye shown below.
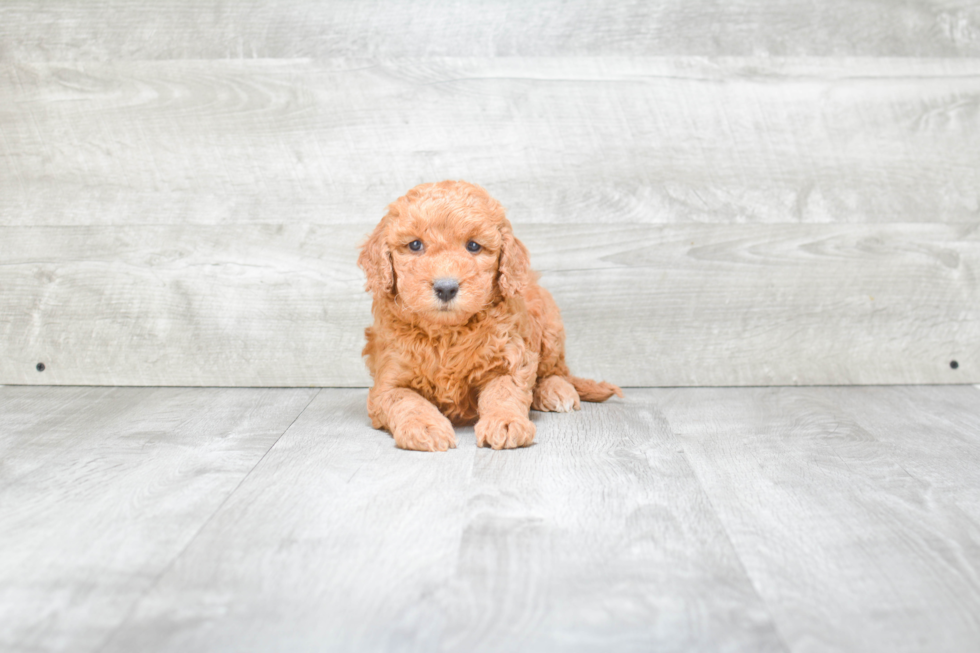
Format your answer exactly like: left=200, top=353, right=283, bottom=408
left=466, top=240, right=482, bottom=253
left=408, top=240, right=423, bottom=252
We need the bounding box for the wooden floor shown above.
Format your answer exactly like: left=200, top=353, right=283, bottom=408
left=2, top=385, right=979, bottom=652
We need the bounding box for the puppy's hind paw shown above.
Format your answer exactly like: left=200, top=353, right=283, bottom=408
left=532, top=375, right=581, bottom=413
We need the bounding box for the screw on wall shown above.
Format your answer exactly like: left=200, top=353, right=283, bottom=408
left=36, top=362, right=45, bottom=372
left=950, top=360, right=959, bottom=370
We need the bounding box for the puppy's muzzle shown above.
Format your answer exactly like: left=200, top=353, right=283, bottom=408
left=433, top=278, right=459, bottom=303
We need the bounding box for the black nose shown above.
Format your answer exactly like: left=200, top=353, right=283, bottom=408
left=433, top=278, right=459, bottom=303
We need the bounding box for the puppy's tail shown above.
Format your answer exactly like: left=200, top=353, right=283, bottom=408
left=570, top=376, right=624, bottom=403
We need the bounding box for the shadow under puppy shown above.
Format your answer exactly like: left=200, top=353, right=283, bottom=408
left=358, top=180, right=622, bottom=451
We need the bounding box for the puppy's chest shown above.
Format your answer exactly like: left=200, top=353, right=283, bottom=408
left=407, top=331, right=509, bottom=392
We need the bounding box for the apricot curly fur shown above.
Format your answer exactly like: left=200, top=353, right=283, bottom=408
left=358, top=180, right=622, bottom=451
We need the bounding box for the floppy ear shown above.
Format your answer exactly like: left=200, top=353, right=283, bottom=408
left=357, top=219, right=395, bottom=296
left=497, top=227, right=531, bottom=299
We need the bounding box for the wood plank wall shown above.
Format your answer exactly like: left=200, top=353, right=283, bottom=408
left=1, top=1, right=978, bottom=386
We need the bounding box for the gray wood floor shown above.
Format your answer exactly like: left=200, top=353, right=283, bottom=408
left=2, top=385, right=979, bottom=652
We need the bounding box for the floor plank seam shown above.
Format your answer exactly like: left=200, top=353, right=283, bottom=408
left=89, top=388, right=322, bottom=653
left=670, top=424, right=794, bottom=653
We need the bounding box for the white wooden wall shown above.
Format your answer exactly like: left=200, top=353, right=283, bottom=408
left=1, top=1, right=978, bottom=386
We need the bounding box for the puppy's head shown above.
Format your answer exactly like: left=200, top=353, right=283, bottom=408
left=358, top=180, right=530, bottom=326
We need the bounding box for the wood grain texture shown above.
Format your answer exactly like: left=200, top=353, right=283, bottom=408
left=0, top=386, right=318, bottom=653
left=437, top=400, right=783, bottom=652
left=2, top=58, right=978, bottom=227
left=98, top=389, right=784, bottom=653
left=1, top=222, right=975, bottom=386
left=833, top=386, right=980, bottom=518
left=655, top=385, right=980, bottom=653
left=1, top=0, right=978, bottom=61
left=6, top=386, right=978, bottom=651
left=0, top=224, right=369, bottom=387
left=96, top=389, right=479, bottom=652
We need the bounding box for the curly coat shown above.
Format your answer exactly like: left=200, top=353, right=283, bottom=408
left=358, top=180, right=622, bottom=451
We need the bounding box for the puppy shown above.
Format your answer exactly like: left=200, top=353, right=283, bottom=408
left=358, top=180, right=622, bottom=451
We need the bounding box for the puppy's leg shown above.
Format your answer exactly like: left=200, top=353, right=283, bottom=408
left=475, top=375, right=535, bottom=449
left=532, top=375, right=581, bottom=412
left=368, top=387, right=456, bottom=452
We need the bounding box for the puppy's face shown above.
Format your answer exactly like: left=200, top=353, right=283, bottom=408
left=359, top=181, right=530, bottom=326
left=388, top=200, right=502, bottom=325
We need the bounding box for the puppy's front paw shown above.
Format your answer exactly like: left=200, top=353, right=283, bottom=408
left=532, top=375, right=581, bottom=413
left=392, top=414, right=457, bottom=452
left=475, top=413, right=536, bottom=450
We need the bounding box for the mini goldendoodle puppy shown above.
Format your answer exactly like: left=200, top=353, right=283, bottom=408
left=358, top=180, right=622, bottom=451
